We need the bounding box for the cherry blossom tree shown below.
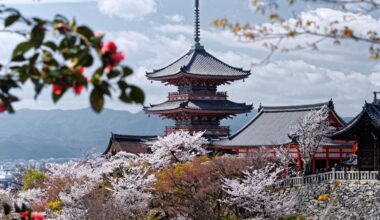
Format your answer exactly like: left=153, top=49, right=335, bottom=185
left=275, top=145, right=298, bottom=176
left=143, top=131, right=209, bottom=169
left=108, top=167, right=155, bottom=218
left=222, top=164, right=296, bottom=218
left=289, top=105, right=330, bottom=175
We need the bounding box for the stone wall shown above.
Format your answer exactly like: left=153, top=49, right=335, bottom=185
left=280, top=180, right=380, bottom=219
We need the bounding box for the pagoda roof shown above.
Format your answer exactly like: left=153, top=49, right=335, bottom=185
left=216, top=100, right=346, bottom=147
left=103, top=133, right=157, bottom=155
left=145, top=99, right=252, bottom=113
left=331, top=102, right=380, bottom=139
left=146, top=47, right=251, bottom=80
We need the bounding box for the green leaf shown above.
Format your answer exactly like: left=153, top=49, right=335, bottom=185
left=52, top=91, right=64, bottom=103
left=130, top=85, right=145, bottom=104
left=30, top=25, right=45, bottom=48
left=4, top=14, right=20, bottom=27
left=2, top=201, right=11, bottom=215
left=76, top=26, right=94, bottom=39
left=34, top=82, right=44, bottom=99
left=11, top=54, right=26, bottom=62
left=107, top=70, right=121, bottom=79
left=55, top=14, right=69, bottom=24
left=76, top=50, right=93, bottom=67
left=122, top=66, right=133, bottom=77
left=12, top=41, right=33, bottom=58
left=90, top=89, right=104, bottom=113
left=29, top=53, right=40, bottom=66
left=49, top=70, right=61, bottom=78
left=119, top=91, right=132, bottom=103
left=43, top=41, right=57, bottom=51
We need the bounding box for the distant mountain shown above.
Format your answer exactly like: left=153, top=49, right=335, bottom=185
left=0, top=108, right=256, bottom=160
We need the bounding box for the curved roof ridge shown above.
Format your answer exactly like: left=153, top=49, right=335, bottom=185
left=200, top=49, right=251, bottom=74
left=260, top=101, right=331, bottom=112
left=146, top=50, right=194, bottom=75
left=330, top=105, right=367, bottom=138
left=228, top=110, right=264, bottom=140
left=366, top=103, right=380, bottom=128
left=146, top=47, right=251, bottom=78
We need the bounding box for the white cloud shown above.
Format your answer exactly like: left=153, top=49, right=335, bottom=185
left=165, top=14, right=185, bottom=23
left=97, top=0, right=157, bottom=20
left=220, top=57, right=377, bottom=116
left=0, top=0, right=95, bottom=3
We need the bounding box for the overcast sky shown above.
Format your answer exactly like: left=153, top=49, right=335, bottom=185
left=0, top=0, right=379, bottom=116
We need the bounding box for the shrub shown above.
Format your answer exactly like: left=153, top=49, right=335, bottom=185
left=23, top=169, right=46, bottom=190
left=46, top=200, right=63, bottom=214
left=153, top=156, right=255, bottom=219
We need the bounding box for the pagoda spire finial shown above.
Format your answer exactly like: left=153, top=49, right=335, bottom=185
left=193, top=0, right=203, bottom=49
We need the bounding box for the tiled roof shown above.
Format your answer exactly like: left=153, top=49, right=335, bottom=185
left=145, top=100, right=252, bottom=112
left=331, top=102, right=380, bottom=138
left=216, top=101, right=343, bottom=147
left=103, top=134, right=157, bottom=155
left=146, top=47, right=251, bottom=78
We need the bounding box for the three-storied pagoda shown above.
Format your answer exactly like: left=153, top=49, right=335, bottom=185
left=144, top=0, right=252, bottom=138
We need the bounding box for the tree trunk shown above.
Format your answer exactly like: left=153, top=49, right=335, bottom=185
left=303, top=162, right=312, bottom=176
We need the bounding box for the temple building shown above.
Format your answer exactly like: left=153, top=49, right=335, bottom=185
left=213, top=101, right=354, bottom=173
left=103, top=134, right=156, bottom=156
left=144, top=0, right=252, bottom=138
left=331, top=93, right=380, bottom=171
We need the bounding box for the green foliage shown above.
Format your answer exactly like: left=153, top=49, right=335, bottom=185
left=46, top=200, right=63, bottom=214
left=0, top=5, right=144, bottom=113
left=280, top=214, right=306, bottom=220
left=22, top=168, right=45, bottom=190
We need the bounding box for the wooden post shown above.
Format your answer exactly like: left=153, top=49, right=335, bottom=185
left=332, top=168, right=335, bottom=181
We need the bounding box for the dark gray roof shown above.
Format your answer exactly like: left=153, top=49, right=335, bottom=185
left=103, top=134, right=157, bottom=155
left=145, top=100, right=252, bottom=112
left=146, top=47, right=251, bottom=79
left=216, top=101, right=343, bottom=147
left=332, top=102, right=380, bottom=138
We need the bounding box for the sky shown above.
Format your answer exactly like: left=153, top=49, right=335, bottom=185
left=0, top=0, right=379, bottom=116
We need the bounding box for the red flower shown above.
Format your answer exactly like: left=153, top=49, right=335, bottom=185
left=21, top=211, right=29, bottom=220
left=78, top=67, right=85, bottom=74
left=32, top=212, right=45, bottom=220
left=101, top=41, right=117, bottom=54
left=0, top=101, right=6, bottom=113
left=101, top=41, right=125, bottom=73
left=52, top=82, right=66, bottom=96
left=73, top=84, right=84, bottom=95
left=72, top=74, right=87, bottom=95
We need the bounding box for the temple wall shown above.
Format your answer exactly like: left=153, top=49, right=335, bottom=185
left=280, top=180, right=380, bottom=219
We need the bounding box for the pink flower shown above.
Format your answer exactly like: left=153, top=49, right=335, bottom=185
left=32, top=212, right=45, bottom=220
left=101, top=41, right=125, bottom=73
left=101, top=41, right=117, bottom=54
left=95, top=32, right=104, bottom=37
left=0, top=101, right=6, bottom=113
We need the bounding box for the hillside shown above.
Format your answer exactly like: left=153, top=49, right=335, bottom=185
left=0, top=108, right=256, bottom=160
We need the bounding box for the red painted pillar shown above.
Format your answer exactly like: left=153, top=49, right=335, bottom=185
left=296, top=145, right=302, bottom=172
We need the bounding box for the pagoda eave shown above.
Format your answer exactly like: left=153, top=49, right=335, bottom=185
left=145, top=107, right=252, bottom=116
left=147, top=71, right=250, bottom=83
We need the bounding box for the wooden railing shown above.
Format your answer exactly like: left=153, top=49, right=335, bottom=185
left=275, top=169, right=380, bottom=188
